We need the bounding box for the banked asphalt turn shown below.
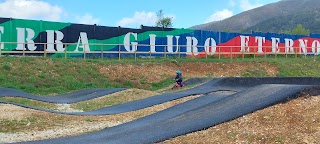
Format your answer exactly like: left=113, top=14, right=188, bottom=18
left=1, top=77, right=320, bottom=144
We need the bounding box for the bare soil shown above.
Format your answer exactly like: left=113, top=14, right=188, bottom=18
left=98, top=62, right=278, bottom=88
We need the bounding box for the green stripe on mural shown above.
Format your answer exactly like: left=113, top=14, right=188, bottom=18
left=51, top=28, right=194, bottom=57
left=0, top=19, right=71, bottom=51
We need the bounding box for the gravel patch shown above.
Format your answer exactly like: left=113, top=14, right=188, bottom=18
left=0, top=95, right=201, bottom=143
left=54, top=104, right=84, bottom=113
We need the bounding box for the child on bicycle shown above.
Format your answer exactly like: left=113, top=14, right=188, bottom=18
left=175, top=70, right=183, bottom=87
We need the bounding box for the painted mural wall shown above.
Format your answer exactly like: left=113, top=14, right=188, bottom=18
left=0, top=17, right=320, bottom=58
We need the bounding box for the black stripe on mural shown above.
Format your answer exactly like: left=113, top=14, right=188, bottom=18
left=31, top=24, right=175, bottom=50
left=59, top=24, right=174, bottom=42
left=32, top=24, right=175, bottom=44
left=0, top=17, right=11, bottom=24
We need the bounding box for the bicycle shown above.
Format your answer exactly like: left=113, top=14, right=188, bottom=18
left=171, top=81, right=186, bottom=90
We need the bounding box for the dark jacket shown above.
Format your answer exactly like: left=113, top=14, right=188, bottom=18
left=175, top=73, right=182, bottom=81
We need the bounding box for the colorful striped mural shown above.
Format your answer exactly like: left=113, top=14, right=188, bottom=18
left=0, top=17, right=320, bottom=58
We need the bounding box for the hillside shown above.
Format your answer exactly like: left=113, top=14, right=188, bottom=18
left=191, top=0, right=320, bottom=33
left=245, top=10, right=320, bottom=33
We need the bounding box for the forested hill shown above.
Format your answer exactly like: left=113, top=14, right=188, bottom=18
left=191, top=0, right=320, bottom=34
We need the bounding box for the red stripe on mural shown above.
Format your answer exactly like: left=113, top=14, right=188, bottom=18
left=195, top=36, right=320, bottom=57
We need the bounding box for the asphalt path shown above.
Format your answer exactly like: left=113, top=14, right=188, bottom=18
left=0, top=88, right=126, bottom=104
left=2, top=77, right=320, bottom=144
left=0, top=78, right=210, bottom=104
left=17, top=84, right=320, bottom=144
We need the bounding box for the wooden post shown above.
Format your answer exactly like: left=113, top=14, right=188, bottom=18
left=264, top=46, right=267, bottom=58
left=83, top=44, right=86, bottom=60
left=101, top=45, right=103, bottom=60
left=192, top=45, right=194, bottom=57
left=178, top=46, right=180, bottom=58
left=118, top=44, right=121, bottom=60
left=218, top=31, right=221, bottom=60
left=118, top=26, right=121, bottom=60
left=285, top=47, right=288, bottom=58
left=304, top=47, right=307, bottom=58
left=205, top=46, right=208, bottom=59
left=0, top=43, right=2, bottom=57
left=23, top=42, right=25, bottom=57
left=164, top=46, right=166, bottom=59
left=242, top=47, right=244, bottom=60
left=218, top=46, right=221, bottom=60
left=254, top=46, right=256, bottom=59
left=64, top=44, right=67, bottom=59
left=135, top=45, right=137, bottom=61
left=149, top=50, right=152, bottom=59
left=230, top=47, right=233, bottom=61
left=314, top=46, right=317, bottom=59
left=44, top=44, right=47, bottom=58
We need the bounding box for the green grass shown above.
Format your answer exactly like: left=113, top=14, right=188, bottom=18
left=71, top=96, right=126, bottom=111
left=71, top=89, right=157, bottom=111
left=0, top=97, right=57, bottom=110
left=1, top=56, right=320, bottom=96
left=0, top=117, right=37, bottom=132
left=150, top=78, right=174, bottom=91
left=275, top=58, right=320, bottom=76
left=243, top=67, right=269, bottom=77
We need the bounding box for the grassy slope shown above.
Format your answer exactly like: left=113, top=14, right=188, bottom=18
left=0, top=57, right=171, bottom=95
left=0, top=56, right=320, bottom=95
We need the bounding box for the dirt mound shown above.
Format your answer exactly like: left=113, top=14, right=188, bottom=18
left=98, top=62, right=278, bottom=88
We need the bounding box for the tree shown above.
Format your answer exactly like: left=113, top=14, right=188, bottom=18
left=292, top=24, right=310, bottom=36
left=223, top=28, right=231, bottom=32
left=155, top=10, right=173, bottom=28
left=281, top=24, right=310, bottom=36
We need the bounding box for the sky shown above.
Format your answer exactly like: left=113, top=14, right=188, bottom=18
left=0, top=0, right=280, bottom=28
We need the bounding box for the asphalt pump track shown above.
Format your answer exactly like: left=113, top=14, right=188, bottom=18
left=1, top=77, right=320, bottom=144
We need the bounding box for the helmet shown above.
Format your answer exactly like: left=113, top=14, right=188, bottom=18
left=176, top=70, right=181, bottom=74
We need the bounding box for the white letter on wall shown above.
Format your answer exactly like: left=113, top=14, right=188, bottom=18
left=312, top=40, right=320, bottom=55
left=26, top=28, right=37, bottom=51
left=255, top=36, right=265, bottom=53
left=46, top=30, right=55, bottom=51
left=186, top=37, right=199, bottom=55
left=16, top=28, right=37, bottom=51
left=167, top=35, right=180, bottom=53
left=123, top=32, right=138, bottom=52
left=0, top=26, right=3, bottom=49
left=271, top=37, right=280, bottom=53
left=46, top=30, right=65, bottom=52
left=285, top=38, right=294, bottom=54
left=16, top=28, right=25, bottom=50
left=240, top=35, right=250, bottom=52
left=75, top=32, right=90, bottom=52
left=149, top=34, right=156, bottom=53
left=204, top=38, right=217, bottom=55
left=298, top=39, right=308, bottom=55
left=55, top=31, right=64, bottom=51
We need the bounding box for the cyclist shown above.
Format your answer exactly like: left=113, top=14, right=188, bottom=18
left=175, top=70, right=183, bottom=87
